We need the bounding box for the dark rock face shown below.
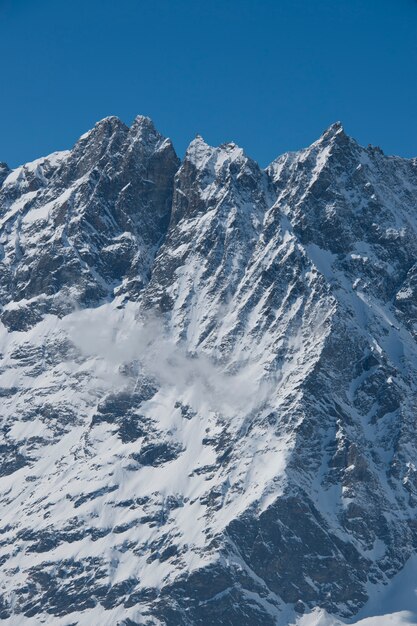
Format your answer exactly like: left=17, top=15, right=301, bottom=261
left=227, top=492, right=370, bottom=615
left=0, top=115, right=179, bottom=330
left=1, top=118, right=417, bottom=625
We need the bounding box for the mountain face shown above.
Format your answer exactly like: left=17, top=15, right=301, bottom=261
left=0, top=116, right=178, bottom=331
left=1, top=117, right=417, bottom=626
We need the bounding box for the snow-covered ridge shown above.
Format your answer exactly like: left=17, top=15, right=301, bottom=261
left=1, top=117, right=417, bottom=625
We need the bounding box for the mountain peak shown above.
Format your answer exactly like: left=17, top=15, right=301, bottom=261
left=190, top=133, right=209, bottom=146
left=325, top=120, right=344, bottom=134
left=132, top=114, right=155, bottom=129
left=318, top=120, right=352, bottom=148
left=185, top=134, right=215, bottom=167
left=76, top=115, right=128, bottom=145
left=95, top=114, right=123, bottom=127
left=129, top=117, right=179, bottom=161
left=219, top=140, right=245, bottom=156
left=185, top=135, right=250, bottom=172
left=91, top=115, right=128, bottom=136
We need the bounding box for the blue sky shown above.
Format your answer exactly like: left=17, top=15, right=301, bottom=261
left=0, top=0, right=416, bottom=167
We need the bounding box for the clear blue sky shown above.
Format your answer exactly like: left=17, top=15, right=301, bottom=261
left=1, top=0, right=416, bottom=167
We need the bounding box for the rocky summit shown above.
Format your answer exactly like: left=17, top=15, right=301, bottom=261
left=1, top=116, right=417, bottom=625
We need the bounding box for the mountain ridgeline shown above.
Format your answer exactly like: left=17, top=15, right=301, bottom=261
left=1, top=116, right=417, bottom=625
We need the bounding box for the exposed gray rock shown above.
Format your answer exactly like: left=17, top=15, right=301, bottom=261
left=0, top=115, right=179, bottom=330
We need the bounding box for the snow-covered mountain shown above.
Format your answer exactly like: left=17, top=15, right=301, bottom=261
left=1, top=116, right=417, bottom=625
